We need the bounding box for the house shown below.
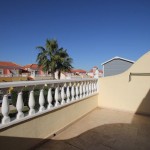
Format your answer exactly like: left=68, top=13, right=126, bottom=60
left=101, top=56, right=134, bottom=77
left=23, top=64, right=45, bottom=78
left=87, top=66, right=103, bottom=78
left=65, top=69, right=87, bottom=79
left=0, top=61, right=23, bottom=77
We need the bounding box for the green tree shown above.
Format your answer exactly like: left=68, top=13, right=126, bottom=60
left=56, top=48, right=73, bottom=79
left=36, top=39, right=73, bottom=79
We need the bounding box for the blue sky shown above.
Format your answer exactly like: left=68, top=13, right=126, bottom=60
left=0, top=0, right=150, bottom=70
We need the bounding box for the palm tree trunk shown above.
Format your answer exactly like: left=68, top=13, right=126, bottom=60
left=58, top=71, right=61, bottom=80
left=51, top=72, right=55, bottom=80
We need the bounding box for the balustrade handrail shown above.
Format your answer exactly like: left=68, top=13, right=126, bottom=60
left=0, top=78, right=98, bottom=129
left=0, top=78, right=97, bottom=89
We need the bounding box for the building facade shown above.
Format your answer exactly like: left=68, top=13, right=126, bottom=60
left=87, top=66, right=103, bottom=78
left=23, top=64, right=45, bottom=78
left=101, top=56, right=134, bottom=77
left=0, top=61, right=22, bottom=77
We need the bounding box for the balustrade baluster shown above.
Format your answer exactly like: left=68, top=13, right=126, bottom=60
left=28, top=90, right=35, bottom=115
left=66, top=83, right=70, bottom=103
left=94, top=81, right=96, bottom=92
left=75, top=83, right=79, bottom=100
left=84, top=82, right=87, bottom=96
left=96, top=80, right=98, bottom=92
left=61, top=84, right=65, bottom=105
left=71, top=83, right=75, bottom=101
left=93, top=81, right=96, bottom=93
left=1, top=94, right=10, bottom=124
left=39, top=88, right=45, bottom=112
left=55, top=86, right=59, bottom=106
left=89, top=82, right=91, bottom=95
left=83, top=82, right=86, bottom=97
left=47, top=87, right=53, bottom=109
left=91, top=82, right=94, bottom=93
left=93, top=81, right=95, bottom=93
left=86, top=82, right=89, bottom=96
left=93, top=82, right=95, bottom=93
left=80, top=82, right=83, bottom=99
left=16, top=91, right=24, bottom=119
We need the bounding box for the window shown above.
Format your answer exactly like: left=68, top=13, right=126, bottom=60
left=0, top=69, right=3, bottom=75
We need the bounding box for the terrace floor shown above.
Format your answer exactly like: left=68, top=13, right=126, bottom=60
left=34, top=108, right=150, bottom=150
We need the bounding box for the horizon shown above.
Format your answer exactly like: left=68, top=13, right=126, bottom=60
left=0, top=0, right=150, bottom=70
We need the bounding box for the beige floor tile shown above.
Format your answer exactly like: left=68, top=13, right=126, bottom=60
left=36, top=108, right=150, bottom=150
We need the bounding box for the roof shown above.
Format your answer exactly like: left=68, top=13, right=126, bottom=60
left=93, top=66, right=98, bottom=68
left=71, top=69, right=87, bottom=73
left=23, top=64, right=42, bottom=70
left=89, top=69, right=93, bottom=73
left=101, top=56, right=134, bottom=65
left=88, top=69, right=103, bottom=73
left=0, top=61, right=22, bottom=69
left=99, top=70, right=103, bottom=73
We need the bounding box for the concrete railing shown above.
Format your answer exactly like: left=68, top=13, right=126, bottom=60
left=0, top=78, right=98, bottom=129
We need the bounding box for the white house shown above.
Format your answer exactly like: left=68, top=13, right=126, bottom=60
left=87, top=66, right=103, bottom=78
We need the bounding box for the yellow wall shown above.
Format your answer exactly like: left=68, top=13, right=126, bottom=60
left=98, top=51, right=150, bottom=115
left=0, top=94, right=98, bottom=150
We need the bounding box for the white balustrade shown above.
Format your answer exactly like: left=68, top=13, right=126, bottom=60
left=96, top=80, right=99, bottom=92
left=86, top=82, right=89, bottom=96
left=0, top=78, right=98, bottom=127
left=39, top=89, right=45, bottom=112
left=71, top=83, right=75, bottom=101
left=16, top=91, right=24, bottom=119
left=75, top=83, right=79, bottom=100
left=91, top=82, right=94, bottom=93
left=66, top=83, right=70, bottom=103
left=93, top=82, right=95, bottom=92
left=28, top=90, right=35, bottom=115
left=61, top=84, right=65, bottom=105
left=83, top=82, right=86, bottom=97
left=94, top=81, right=96, bottom=92
left=1, top=94, right=10, bottom=124
left=55, top=86, right=60, bottom=106
left=79, top=82, right=83, bottom=99
left=89, top=82, right=92, bottom=94
left=47, top=87, right=53, bottom=109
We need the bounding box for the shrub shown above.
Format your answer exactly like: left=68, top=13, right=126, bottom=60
left=11, top=87, right=49, bottom=110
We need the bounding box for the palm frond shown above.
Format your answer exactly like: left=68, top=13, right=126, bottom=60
left=36, top=39, right=73, bottom=77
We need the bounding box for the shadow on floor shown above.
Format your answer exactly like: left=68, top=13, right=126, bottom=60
left=0, top=135, right=44, bottom=150
left=0, top=114, right=150, bottom=150
left=33, top=122, right=150, bottom=150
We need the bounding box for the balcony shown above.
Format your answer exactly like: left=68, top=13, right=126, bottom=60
left=0, top=78, right=99, bottom=150
left=35, top=108, right=150, bottom=150
left=0, top=52, right=150, bottom=150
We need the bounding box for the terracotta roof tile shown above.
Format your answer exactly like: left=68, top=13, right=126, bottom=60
left=0, top=61, right=22, bottom=69
left=99, top=70, right=103, bottom=73
left=93, top=66, right=98, bottom=68
left=71, top=69, right=86, bottom=73
left=23, top=64, right=42, bottom=70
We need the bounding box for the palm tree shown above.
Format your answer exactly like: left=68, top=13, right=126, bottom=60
left=56, top=48, right=73, bottom=79
left=36, top=39, right=73, bottom=79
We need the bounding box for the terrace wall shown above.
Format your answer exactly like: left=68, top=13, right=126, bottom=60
left=98, top=51, right=150, bottom=115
